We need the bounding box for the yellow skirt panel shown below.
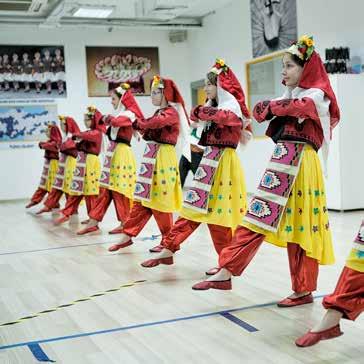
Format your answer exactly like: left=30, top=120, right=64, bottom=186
left=45, top=159, right=58, bottom=192
left=243, top=145, right=334, bottom=265
left=108, top=143, right=136, bottom=199
left=62, top=156, right=78, bottom=195
left=83, top=154, right=101, bottom=196
left=346, top=249, right=364, bottom=273
left=180, top=148, right=247, bottom=229
left=142, top=144, right=182, bottom=213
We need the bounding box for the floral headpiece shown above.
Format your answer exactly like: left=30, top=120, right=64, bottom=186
left=288, top=35, right=315, bottom=61
left=151, top=75, right=164, bottom=89
left=210, top=58, right=229, bottom=75
left=115, top=82, right=130, bottom=96
left=58, top=115, right=66, bottom=123
left=86, top=105, right=97, bottom=118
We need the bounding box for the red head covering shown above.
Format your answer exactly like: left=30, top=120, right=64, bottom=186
left=159, top=77, right=190, bottom=124
left=151, top=75, right=191, bottom=160
left=299, top=52, right=340, bottom=130
left=87, top=107, right=107, bottom=133
left=48, top=124, right=62, bottom=144
left=120, top=90, right=144, bottom=119
left=210, top=59, right=252, bottom=136
left=219, top=68, right=250, bottom=120
left=162, top=79, right=185, bottom=106
left=64, top=117, right=80, bottom=135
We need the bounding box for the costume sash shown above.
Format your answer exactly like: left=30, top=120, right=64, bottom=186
left=69, top=151, right=87, bottom=195
left=52, top=153, right=67, bottom=190
left=183, top=146, right=225, bottom=213
left=133, top=141, right=160, bottom=202
left=99, top=141, right=118, bottom=188
left=352, top=220, right=364, bottom=253
left=243, top=141, right=305, bottom=232
left=38, top=159, right=50, bottom=189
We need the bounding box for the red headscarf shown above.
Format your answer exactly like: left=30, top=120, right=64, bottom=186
left=151, top=76, right=191, bottom=160
left=120, top=89, right=144, bottom=119
left=210, top=60, right=252, bottom=136
left=64, top=117, right=80, bottom=135
left=49, top=124, right=62, bottom=144
left=219, top=68, right=250, bottom=120
left=299, top=51, right=340, bottom=130
left=90, top=110, right=107, bottom=133
left=163, top=78, right=191, bottom=126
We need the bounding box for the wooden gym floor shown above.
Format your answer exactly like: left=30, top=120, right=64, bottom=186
left=0, top=200, right=363, bottom=363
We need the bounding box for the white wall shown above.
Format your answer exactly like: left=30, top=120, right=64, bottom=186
left=187, top=1, right=275, bottom=192
left=1, top=0, right=364, bottom=200
left=0, top=27, right=192, bottom=200
left=298, top=0, right=364, bottom=60
left=187, top=0, right=364, bottom=194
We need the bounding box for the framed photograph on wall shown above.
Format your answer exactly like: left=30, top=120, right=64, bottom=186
left=245, top=51, right=286, bottom=137
left=250, top=0, right=297, bottom=58
left=86, top=46, right=160, bottom=97
left=0, top=45, right=66, bottom=99
left=0, top=104, right=58, bottom=142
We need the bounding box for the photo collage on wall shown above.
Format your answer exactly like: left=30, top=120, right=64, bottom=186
left=86, top=46, right=160, bottom=96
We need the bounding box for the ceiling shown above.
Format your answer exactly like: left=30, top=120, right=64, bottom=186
left=0, top=0, right=234, bottom=29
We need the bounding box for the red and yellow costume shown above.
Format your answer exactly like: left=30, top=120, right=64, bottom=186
left=141, top=59, right=251, bottom=268
left=193, top=37, right=341, bottom=300
left=26, top=124, right=62, bottom=208
left=108, top=77, right=188, bottom=252
left=78, top=85, right=143, bottom=235
left=323, top=220, right=364, bottom=320
left=55, top=109, right=105, bottom=224
left=37, top=116, right=80, bottom=214
left=296, top=220, right=364, bottom=347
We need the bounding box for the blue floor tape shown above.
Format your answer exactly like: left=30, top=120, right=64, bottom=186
left=220, top=312, right=259, bottom=332
left=139, top=234, right=161, bottom=241
left=28, top=344, right=55, bottom=362
left=0, top=294, right=326, bottom=352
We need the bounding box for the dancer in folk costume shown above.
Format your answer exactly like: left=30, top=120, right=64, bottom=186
left=54, top=107, right=106, bottom=225
left=26, top=124, right=62, bottom=208
left=296, top=220, right=364, bottom=347
left=33, top=52, right=44, bottom=94
left=0, top=56, right=4, bottom=91
left=141, top=59, right=251, bottom=269
left=43, top=49, right=53, bottom=94
left=2, top=54, right=11, bottom=91
left=53, top=48, right=66, bottom=95
left=21, top=53, right=33, bottom=93
left=11, top=53, right=21, bottom=92
left=107, top=75, right=189, bottom=253
left=77, top=83, right=143, bottom=235
left=36, top=116, right=81, bottom=215
left=192, top=36, right=340, bottom=300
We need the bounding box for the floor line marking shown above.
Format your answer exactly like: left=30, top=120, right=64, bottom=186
left=0, top=294, right=326, bottom=351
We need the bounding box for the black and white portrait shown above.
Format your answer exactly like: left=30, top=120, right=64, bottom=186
left=250, top=0, right=297, bottom=58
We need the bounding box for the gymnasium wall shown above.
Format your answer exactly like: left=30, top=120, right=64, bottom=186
left=1, top=0, right=363, bottom=201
